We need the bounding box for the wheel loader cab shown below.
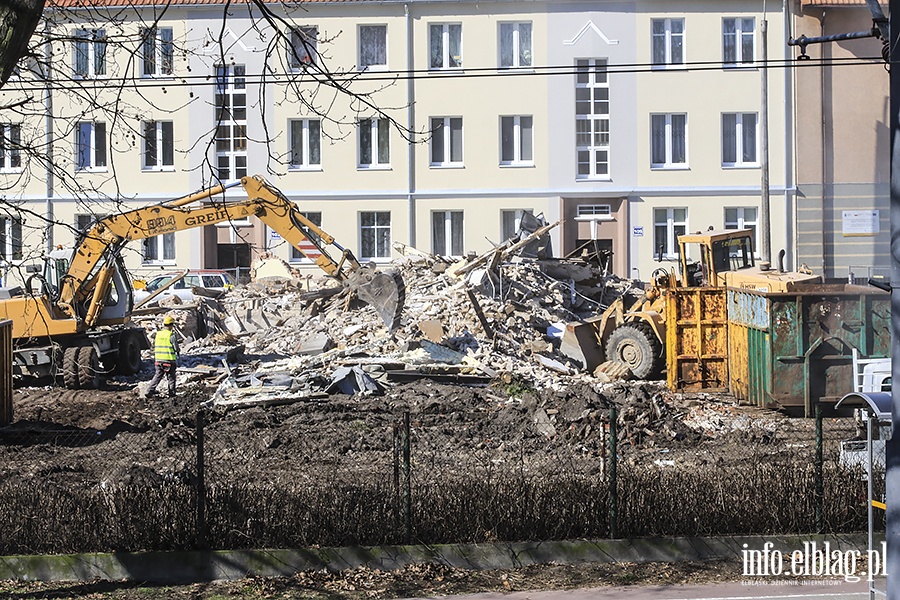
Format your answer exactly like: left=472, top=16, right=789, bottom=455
left=677, top=229, right=755, bottom=288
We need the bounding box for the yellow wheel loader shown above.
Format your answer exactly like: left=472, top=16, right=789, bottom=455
left=0, top=175, right=405, bottom=388
left=564, top=228, right=822, bottom=379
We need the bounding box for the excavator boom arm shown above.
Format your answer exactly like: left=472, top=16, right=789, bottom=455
left=58, top=175, right=404, bottom=329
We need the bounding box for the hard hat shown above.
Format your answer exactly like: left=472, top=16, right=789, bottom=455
left=163, top=315, right=175, bottom=325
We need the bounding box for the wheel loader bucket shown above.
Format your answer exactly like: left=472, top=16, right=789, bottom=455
left=344, top=266, right=406, bottom=330
left=559, top=317, right=605, bottom=372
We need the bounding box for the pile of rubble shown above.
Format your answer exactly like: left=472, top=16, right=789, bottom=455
left=133, top=220, right=644, bottom=408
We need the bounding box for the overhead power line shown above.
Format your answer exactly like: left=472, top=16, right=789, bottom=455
left=0, top=55, right=887, bottom=93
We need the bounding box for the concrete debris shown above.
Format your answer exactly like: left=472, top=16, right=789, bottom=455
left=133, top=220, right=646, bottom=407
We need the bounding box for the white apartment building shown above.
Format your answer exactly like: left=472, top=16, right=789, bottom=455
left=0, top=0, right=794, bottom=288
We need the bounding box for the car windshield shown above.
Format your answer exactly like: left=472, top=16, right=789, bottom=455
left=145, top=274, right=179, bottom=292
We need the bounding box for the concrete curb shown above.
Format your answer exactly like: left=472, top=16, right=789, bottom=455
left=0, top=533, right=874, bottom=584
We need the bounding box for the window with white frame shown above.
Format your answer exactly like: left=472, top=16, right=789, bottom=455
left=430, top=117, right=463, bottom=166
left=289, top=26, right=318, bottom=70
left=73, top=29, right=106, bottom=78
left=501, top=209, right=533, bottom=240
left=722, top=112, right=758, bottom=167
left=290, top=211, right=322, bottom=261
left=215, top=65, right=247, bottom=180
left=360, top=211, right=391, bottom=260
left=0, top=217, right=22, bottom=261
left=359, top=25, right=387, bottom=70
left=577, top=204, right=612, bottom=217
left=75, top=214, right=95, bottom=232
left=500, top=115, right=533, bottom=166
left=75, top=122, right=106, bottom=171
left=0, top=124, right=21, bottom=171
left=651, top=18, right=684, bottom=66
left=575, top=59, right=610, bottom=179
left=143, top=121, right=174, bottom=170
left=499, top=22, right=532, bottom=68
left=429, top=23, right=462, bottom=69
left=359, top=118, right=389, bottom=167
left=140, top=27, right=173, bottom=77
left=289, top=119, right=321, bottom=169
left=725, top=207, right=758, bottom=253
left=654, top=207, right=687, bottom=259
left=651, top=114, right=687, bottom=168
left=142, top=233, right=175, bottom=264
left=723, top=18, right=754, bottom=65
left=432, top=210, right=464, bottom=257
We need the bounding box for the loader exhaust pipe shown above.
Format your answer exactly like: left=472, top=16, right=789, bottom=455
left=778, top=249, right=786, bottom=273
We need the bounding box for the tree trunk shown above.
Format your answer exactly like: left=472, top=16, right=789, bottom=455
left=0, top=0, right=44, bottom=87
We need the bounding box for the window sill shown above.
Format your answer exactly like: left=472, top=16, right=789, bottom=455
left=140, top=74, right=175, bottom=80
left=723, top=62, right=758, bottom=70
left=359, top=257, right=392, bottom=264
left=722, top=164, right=759, bottom=169
left=650, top=165, right=690, bottom=171
left=650, top=64, right=687, bottom=71
left=75, top=168, right=109, bottom=174
left=358, top=164, right=392, bottom=171
left=429, top=163, right=465, bottom=169
left=142, top=261, right=177, bottom=266
left=142, top=166, right=176, bottom=172
left=499, top=162, right=535, bottom=168
left=0, top=168, right=23, bottom=175
left=428, top=67, right=464, bottom=73
left=359, top=65, right=388, bottom=72
left=288, top=166, right=323, bottom=172
left=575, top=176, right=611, bottom=181
left=498, top=66, right=534, bottom=72
left=575, top=215, right=614, bottom=222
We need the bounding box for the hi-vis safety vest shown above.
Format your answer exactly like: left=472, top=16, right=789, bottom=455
left=154, top=329, right=177, bottom=362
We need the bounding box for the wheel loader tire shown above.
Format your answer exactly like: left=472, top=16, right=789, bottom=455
left=62, top=346, right=81, bottom=389
left=76, top=345, right=102, bottom=390
left=604, top=322, right=663, bottom=379
left=116, top=331, right=143, bottom=375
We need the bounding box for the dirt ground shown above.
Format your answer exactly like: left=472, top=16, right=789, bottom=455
left=0, top=363, right=850, bottom=597
left=1, top=361, right=833, bottom=481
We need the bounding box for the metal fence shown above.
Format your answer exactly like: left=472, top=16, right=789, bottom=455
left=0, top=406, right=879, bottom=554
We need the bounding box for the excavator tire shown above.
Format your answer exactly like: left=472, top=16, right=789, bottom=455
left=116, top=331, right=143, bottom=375
left=62, top=346, right=81, bottom=389
left=604, top=321, right=663, bottom=379
left=76, top=345, right=102, bottom=390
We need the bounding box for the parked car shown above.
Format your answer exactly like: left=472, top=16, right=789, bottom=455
left=133, top=269, right=236, bottom=305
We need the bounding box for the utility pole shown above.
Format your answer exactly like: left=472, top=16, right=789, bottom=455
left=760, top=18, right=771, bottom=264
left=888, top=0, right=900, bottom=596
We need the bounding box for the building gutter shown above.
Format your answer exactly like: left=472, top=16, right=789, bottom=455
left=406, top=3, right=416, bottom=248
left=43, top=19, right=54, bottom=253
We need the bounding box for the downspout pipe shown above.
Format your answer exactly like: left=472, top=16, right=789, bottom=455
left=406, top=4, right=416, bottom=248
left=44, top=19, right=54, bottom=254
left=783, top=0, right=795, bottom=270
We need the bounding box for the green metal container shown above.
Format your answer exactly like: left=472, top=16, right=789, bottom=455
left=726, top=284, right=890, bottom=415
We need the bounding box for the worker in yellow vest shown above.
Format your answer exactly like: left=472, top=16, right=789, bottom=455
left=146, top=315, right=180, bottom=398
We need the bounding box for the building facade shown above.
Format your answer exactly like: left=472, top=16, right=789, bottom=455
left=792, top=0, right=890, bottom=281
left=0, top=0, right=801, bottom=288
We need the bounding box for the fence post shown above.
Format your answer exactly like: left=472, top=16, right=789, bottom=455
left=0, top=320, right=12, bottom=426
left=196, top=408, right=207, bottom=549
left=608, top=406, right=618, bottom=539
left=815, top=404, right=824, bottom=533
left=401, top=411, right=412, bottom=544
left=392, top=422, right=400, bottom=535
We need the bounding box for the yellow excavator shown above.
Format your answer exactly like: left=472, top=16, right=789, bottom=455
left=0, top=175, right=406, bottom=388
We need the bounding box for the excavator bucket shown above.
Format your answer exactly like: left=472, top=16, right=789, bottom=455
left=344, top=266, right=406, bottom=330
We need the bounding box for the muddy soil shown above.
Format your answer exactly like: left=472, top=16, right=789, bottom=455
left=0, top=362, right=835, bottom=486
